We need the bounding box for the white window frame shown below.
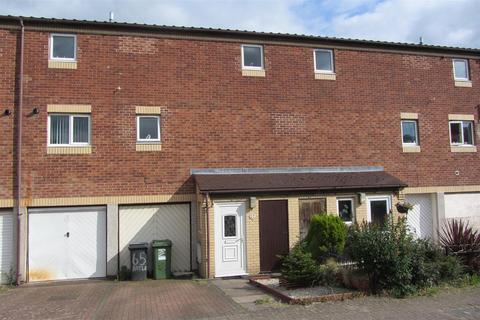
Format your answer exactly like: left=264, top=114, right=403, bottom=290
left=449, top=120, right=474, bottom=146
left=49, top=33, right=77, bottom=61
left=401, top=120, right=419, bottom=146
left=452, top=58, right=469, bottom=81
left=336, top=197, right=355, bottom=225
left=314, top=49, right=334, bottom=74
left=241, top=44, right=264, bottom=70
left=366, top=195, right=392, bottom=223
left=136, top=115, right=161, bottom=143
left=47, top=114, right=91, bottom=146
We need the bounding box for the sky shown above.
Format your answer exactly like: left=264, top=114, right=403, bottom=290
left=1, top=0, right=479, bottom=48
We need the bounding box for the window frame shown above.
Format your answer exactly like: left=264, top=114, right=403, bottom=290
left=241, top=44, right=264, bottom=70
left=49, top=33, right=77, bottom=61
left=336, top=197, right=355, bottom=224
left=401, top=120, right=419, bottom=146
left=452, top=58, right=469, bottom=81
left=314, top=49, right=334, bottom=74
left=449, top=120, right=474, bottom=146
left=136, top=115, right=161, bottom=143
left=47, top=113, right=91, bottom=146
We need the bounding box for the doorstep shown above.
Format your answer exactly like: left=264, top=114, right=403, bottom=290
left=212, top=278, right=276, bottom=311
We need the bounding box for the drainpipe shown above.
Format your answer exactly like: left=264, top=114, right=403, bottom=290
left=205, top=193, right=210, bottom=279
left=15, top=18, right=25, bottom=285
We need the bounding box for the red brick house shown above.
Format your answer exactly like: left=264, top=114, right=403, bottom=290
left=0, top=16, right=479, bottom=283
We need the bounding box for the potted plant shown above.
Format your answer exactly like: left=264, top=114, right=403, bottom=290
left=396, top=202, right=413, bottom=213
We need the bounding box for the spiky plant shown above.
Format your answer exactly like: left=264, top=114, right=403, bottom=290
left=439, top=219, right=480, bottom=253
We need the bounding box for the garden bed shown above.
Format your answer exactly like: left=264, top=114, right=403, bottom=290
left=249, top=276, right=363, bottom=304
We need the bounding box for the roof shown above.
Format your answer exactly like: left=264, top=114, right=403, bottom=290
left=194, top=171, right=407, bottom=194
left=0, top=15, right=479, bottom=56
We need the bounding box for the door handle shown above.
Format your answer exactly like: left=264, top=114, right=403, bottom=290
left=65, top=232, right=70, bottom=238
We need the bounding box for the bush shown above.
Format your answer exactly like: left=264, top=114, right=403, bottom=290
left=346, top=218, right=415, bottom=296
left=346, top=218, right=468, bottom=297
left=317, top=259, right=341, bottom=286
left=305, top=214, right=347, bottom=262
left=280, top=243, right=319, bottom=287
left=439, top=219, right=480, bottom=273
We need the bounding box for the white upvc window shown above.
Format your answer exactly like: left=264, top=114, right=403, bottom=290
left=314, top=49, right=334, bottom=73
left=453, top=59, right=469, bottom=81
left=449, top=120, right=474, bottom=146
left=48, top=114, right=90, bottom=146
left=137, top=115, right=160, bottom=142
left=337, top=198, right=354, bottom=224
left=49, top=34, right=77, bottom=61
left=401, top=120, right=419, bottom=146
left=241, top=44, right=264, bottom=70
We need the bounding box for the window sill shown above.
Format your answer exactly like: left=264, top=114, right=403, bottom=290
left=451, top=145, right=477, bottom=153
left=402, top=145, right=421, bottom=153
left=136, top=143, right=162, bottom=152
left=314, top=72, right=336, bottom=81
left=454, top=80, right=472, bottom=88
left=242, top=69, right=265, bottom=77
left=47, top=146, right=91, bottom=154
left=48, top=60, right=77, bottom=69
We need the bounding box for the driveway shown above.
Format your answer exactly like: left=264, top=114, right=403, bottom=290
left=0, top=279, right=479, bottom=320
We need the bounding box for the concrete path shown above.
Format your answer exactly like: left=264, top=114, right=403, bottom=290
left=212, top=278, right=275, bottom=311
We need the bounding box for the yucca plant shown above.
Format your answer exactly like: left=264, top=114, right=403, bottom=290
left=439, top=219, right=480, bottom=272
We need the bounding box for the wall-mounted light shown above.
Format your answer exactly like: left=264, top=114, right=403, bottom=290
left=357, top=192, right=366, bottom=204
left=249, top=196, right=257, bottom=209
left=32, top=108, right=39, bottom=115
left=3, top=109, right=11, bottom=116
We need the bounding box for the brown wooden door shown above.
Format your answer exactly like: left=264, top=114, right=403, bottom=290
left=259, top=200, right=289, bottom=272
left=299, top=198, right=326, bottom=240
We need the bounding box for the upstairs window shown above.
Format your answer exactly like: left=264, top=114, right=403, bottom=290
left=450, top=120, right=474, bottom=146
left=137, top=116, right=160, bottom=142
left=50, top=34, right=76, bottom=61
left=314, top=49, right=334, bottom=73
left=241, top=45, right=263, bottom=70
left=453, top=59, right=469, bottom=81
left=401, top=120, right=419, bottom=145
left=48, top=114, right=90, bottom=145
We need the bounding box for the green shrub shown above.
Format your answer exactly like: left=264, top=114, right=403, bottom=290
left=280, top=243, right=319, bottom=287
left=305, top=214, right=347, bottom=262
left=346, top=218, right=416, bottom=296
left=438, top=255, right=464, bottom=281
left=317, top=259, right=340, bottom=286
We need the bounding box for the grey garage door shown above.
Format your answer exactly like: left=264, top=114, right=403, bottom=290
left=119, top=204, right=191, bottom=273
left=0, top=209, right=15, bottom=284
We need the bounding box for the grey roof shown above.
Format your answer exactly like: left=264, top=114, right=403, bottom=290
left=0, top=15, right=479, bottom=55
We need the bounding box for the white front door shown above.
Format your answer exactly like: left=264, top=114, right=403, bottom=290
left=28, top=206, right=106, bottom=281
left=367, top=196, right=391, bottom=225
left=214, top=202, right=246, bottom=277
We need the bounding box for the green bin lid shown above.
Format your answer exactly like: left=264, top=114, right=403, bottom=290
left=152, top=239, right=172, bottom=247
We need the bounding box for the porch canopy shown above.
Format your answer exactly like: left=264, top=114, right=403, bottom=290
left=193, top=167, right=407, bottom=194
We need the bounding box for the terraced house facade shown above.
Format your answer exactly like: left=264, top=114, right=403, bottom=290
left=0, top=15, right=479, bottom=283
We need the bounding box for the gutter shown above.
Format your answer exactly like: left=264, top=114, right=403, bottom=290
left=15, top=17, right=24, bottom=285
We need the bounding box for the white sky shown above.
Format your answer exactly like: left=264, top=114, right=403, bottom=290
left=1, top=0, right=479, bottom=48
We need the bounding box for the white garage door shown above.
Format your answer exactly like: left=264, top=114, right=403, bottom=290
left=0, top=210, right=15, bottom=284
left=119, top=204, right=190, bottom=273
left=405, top=194, right=433, bottom=239
left=28, top=206, right=106, bottom=281
left=445, top=193, right=480, bottom=230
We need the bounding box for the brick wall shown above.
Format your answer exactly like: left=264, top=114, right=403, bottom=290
left=1, top=28, right=480, bottom=201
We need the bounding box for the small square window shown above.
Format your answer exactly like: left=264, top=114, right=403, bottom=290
left=50, top=34, right=76, bottom=61
left=137, top=116, right=160, bottom=142
left=314, top=49, right=334, bottom=73
left=337, top=198, right=354, bottom=224
left=401, top=120, right=419, bottom=145
left=48, top=114, right=90, bottom=146
left=453, top=59, right=469, bottom=81
left=450, top=120, right=474, bottom=146
left=241, top=45, right=263, bottom=69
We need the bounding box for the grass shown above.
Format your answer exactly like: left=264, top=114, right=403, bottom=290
left=0, top=285, right=10, bottom=294
left=414, top=274, right=480, bottom=297
left=254, top=297, right=273, bottom=305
